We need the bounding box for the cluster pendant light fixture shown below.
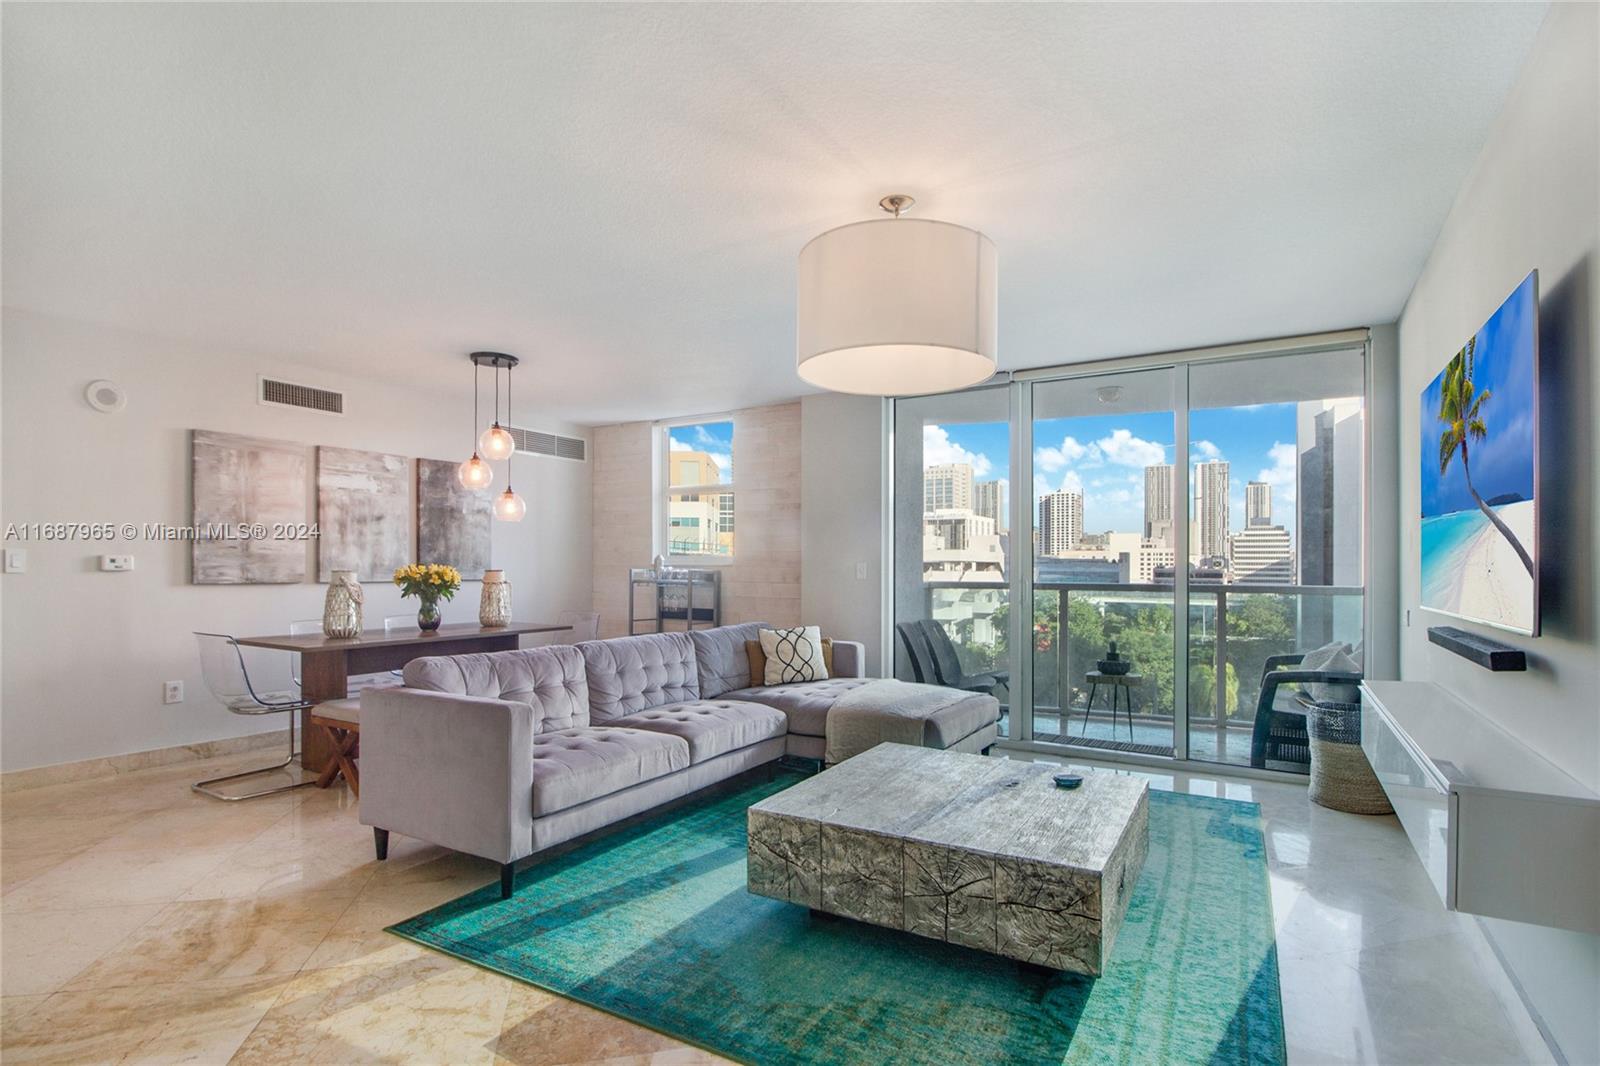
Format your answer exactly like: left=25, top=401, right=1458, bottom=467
left=460, top=352, right=525, bottom=522
left=796, top=194, right=997, bottom=397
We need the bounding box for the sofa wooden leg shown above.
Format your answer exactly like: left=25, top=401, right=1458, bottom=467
left=373, top=827, right=389, bottom=861
left=500, top=862, right=516, bottom=900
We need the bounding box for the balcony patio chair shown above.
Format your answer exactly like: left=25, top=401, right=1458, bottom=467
left=894, top=622, right=940, bottom=683
left=916, top=619, right=1006, bottom=695
left=192, top=632, right=316, bottom=800
left=1249, top=652, right=1364, bottom=769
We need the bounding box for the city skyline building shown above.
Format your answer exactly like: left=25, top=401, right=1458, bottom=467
left=1246, top=481, right=1272, bottom=528
left=1229, top=524, right=1294, bottom=584
left=973, top=478, right=1007, bottom=534
left=1194, top=459, right=1230, bottom=560
left=1298, top=399, right=1363, bottom=586
left=924, top=462, right=974, bottom=512
left=1296, top=398, right=1363, bottom=647
left=667, top=450, right=733, bottom=556
left=1038, top=490, right=1084, bottom=556
left=1143, top=463, right=1174, bottom=548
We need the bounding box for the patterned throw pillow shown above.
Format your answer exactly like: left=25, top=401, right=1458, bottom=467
left=758, top=626, right=829, bottom=686
left=746, top=638, right=833, bottom=687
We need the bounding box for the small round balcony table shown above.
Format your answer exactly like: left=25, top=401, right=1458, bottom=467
left=1082, top=670, right=1142, bottom=742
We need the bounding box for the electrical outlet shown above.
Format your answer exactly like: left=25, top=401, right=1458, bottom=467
left=3, top=549, right=25, bottom=573
left=855, top=561, right=869, bottom=580
left=100, top=554, right=135, bottom=572
left=163, top=680, right=184, bottom=704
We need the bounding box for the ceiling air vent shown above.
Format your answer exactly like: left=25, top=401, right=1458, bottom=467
left=510, top=426, right=586, bottom=462
left=258, top=376, right=344, bottom=415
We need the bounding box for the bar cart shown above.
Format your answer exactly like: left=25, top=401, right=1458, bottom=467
left=626, top=567, right=722, bottom=634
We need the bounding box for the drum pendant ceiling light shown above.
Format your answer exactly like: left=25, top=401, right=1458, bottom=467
left=796, top=194, right=997, bottom=396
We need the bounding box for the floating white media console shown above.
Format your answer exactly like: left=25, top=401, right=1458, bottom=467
left=1360, top=681, right=1599, bottom=934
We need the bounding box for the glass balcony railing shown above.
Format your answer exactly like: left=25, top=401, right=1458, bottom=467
left=917, top=580, right=1363, bottom=768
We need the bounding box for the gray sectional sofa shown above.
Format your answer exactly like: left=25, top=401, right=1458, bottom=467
left=359, top=621, right=1000, bottom=898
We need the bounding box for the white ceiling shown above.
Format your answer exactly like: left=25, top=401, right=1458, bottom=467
left=2, top=3, right=1546, bottom=425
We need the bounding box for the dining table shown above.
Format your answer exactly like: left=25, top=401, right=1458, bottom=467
left=233, top=621, right=572, bottom=775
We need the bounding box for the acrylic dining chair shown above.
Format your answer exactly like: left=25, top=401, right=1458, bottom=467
left=192, top=632, right=315, bottom=800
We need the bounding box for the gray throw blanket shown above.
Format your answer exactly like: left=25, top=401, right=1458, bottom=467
left=825, top=679, right=972, bottom=765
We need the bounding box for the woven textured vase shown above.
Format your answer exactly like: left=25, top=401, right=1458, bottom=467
left=479, top=570, right=511, bottom=627
left=322, top=571, right=363, bottom=638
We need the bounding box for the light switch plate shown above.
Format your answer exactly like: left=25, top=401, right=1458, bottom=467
left=855, top=562, right=869, bottom=580
left=3, top=549, right=25, bottom=573
left=100, top=555, right=135, bottom=572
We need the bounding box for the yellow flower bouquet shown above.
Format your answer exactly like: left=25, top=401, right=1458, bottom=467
left=393, top=563, right=462, bottom=632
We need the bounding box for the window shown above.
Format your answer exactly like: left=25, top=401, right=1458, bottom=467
left=890, top=336, right=1369, bottom=774
left=663, top=420, right=734, bottom=559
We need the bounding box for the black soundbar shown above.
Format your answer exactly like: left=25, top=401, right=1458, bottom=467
left=1426, top=625, right=1527, bottom=671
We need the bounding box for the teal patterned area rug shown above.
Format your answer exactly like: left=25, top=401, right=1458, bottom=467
left=390, top=772, right=1285, bottom=1066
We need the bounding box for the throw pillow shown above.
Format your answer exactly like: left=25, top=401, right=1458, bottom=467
left=758, top=626, right=829, bottom=686
left=1297, top=641, right=1343, bottom=671
left=1300, top=642, right=1362, bottom=704
left=746, top=637, right=832, bottom=686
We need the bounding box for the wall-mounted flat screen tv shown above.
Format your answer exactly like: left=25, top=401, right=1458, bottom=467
left=1420, top=270, right=1539, bottom=636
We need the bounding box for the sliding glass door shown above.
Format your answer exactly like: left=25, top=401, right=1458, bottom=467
left=1030, top=369, right=1179, bottom=756
left=888, top=338, right=1368, bottom=773
left=1186, top=349, right=1366, bottom=771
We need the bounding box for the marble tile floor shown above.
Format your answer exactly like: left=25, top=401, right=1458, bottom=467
left=0, top=747, right=1553, bottom=1065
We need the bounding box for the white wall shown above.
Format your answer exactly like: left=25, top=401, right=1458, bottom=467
left=1396, top=5, right=1599, bottom=1061
left=1, top=309, right=593, bottom=772
left=800, top=393, right=886, bottom=674
left=1367, top=323, right=1401, bottom=681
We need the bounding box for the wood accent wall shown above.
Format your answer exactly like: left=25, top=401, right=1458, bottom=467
left=590, top=402, right=802, bottom=638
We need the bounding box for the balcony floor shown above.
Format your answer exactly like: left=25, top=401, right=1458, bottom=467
left=1003, top=710, right=1300, bottom=770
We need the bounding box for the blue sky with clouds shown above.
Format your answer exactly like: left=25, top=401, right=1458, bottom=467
left=925, top=404, right=1302, bottom=537
left=1419, top=272, right=1536, bottom=518
left=669, top=420, right=734, bottom=484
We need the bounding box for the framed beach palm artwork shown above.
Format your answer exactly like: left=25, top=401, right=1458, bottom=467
left=1420, top=270, right=1539, bottom=636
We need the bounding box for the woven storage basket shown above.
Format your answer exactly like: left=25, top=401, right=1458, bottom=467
left=1307, top=699, right=1393, bottom=815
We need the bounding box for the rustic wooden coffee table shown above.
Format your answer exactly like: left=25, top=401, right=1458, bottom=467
left=747, top=743, right=1148, bottom=975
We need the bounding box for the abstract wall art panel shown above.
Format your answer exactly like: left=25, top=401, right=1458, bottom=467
left=416, top=457, right=492, bottom=579
left=317, top=446, right=411, bottom=582
left=191, top=429, right=309, bottom=584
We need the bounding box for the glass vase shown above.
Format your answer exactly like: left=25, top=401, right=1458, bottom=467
left=417, top=596, right=442, bottom=632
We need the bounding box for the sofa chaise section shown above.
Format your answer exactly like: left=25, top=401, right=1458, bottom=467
left=688, top=622, right=876, bottom=758
left=688, top=621, right=996, bottom=762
